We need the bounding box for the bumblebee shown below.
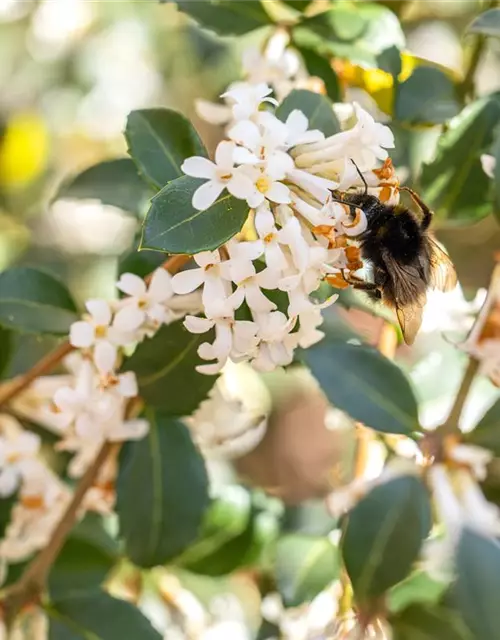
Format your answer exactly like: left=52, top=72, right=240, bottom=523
left=332, top=166, right=457, bottom=345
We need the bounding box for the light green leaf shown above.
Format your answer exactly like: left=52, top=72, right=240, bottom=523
left=122, top=320, right=217, bottom=416
left=491, top=128, right=500, bottom=220
left=276, top=534, right=339, bottom=607
left=342, top=475, right=431, bottom=605
left=466, top=397, right=500, bottom=456
left=54, top=159, right=153, bottom=217
left=420, top=95, right=500, bottom=221
left=141, top=174, right=249, bottom=254
left=0, top=267, right=78, bottom=335
left=126, top=109, right=207, bottom=190
left=295, top=47, right=341, bottom=102
left=377, top=45, right=402, bottom=79
left=452, top=527, right=500, bottom=640
left=282, top=0, right=312, bottom=11
left=175, top=0, right=273, bottom=36
left=0, top=326, right=12, bottom=376
left=304, top=342, right=419, bottom=435
left=116, top=412, right=210, bottom=568
left=276, top=89, right=339, bottom=136
left=468, top=8, right=500, bottom=38
left=388, top=570, right=447, bottom=614
left=396, top=66, right=459, bottom=125
left=390, top=604, right=471, bottom=640
left=47, top=589, right=162, bottom=640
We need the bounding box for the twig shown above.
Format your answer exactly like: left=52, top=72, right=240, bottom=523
left=437, top=357, right=480, bottom=436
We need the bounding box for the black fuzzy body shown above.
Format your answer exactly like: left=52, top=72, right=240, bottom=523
left=344, top=193, right=432, bottom=307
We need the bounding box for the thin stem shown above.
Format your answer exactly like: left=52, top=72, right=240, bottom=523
left=438, top=357, right=480, bottom=436
left=459, top=35, right=486, bottom=102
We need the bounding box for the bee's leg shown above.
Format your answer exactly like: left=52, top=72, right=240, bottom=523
left=400, top=186, right=433, bottom=230
left=349, top=159, right=368, bottom=196
left=340, top=270, right=381, bottom=297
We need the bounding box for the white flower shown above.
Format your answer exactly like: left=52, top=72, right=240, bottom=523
left=0, top=427, right=40, bottom=497
left=225, top=238, right=264, bottom=283
left=182, top=141, right=253, bottom=211
left=284, top=109, right=324, bottom=148
left=481, top=153, right=496, bottom=179
left=296, top=308, right=325, bottom=348
left=243, top=165, right=291, bottom=208
left=171, top=251, right=234, bottom=318
left=254, top=204, right=288, bottom=272
left=251, top=311, right=297, bottom=371
left=229, top=268, right=280, bottom=314
left=448, top=443, right=493, bottom=481
left=69, top=300, right=124, bottom=373
left=222, top=81, right=278, bottom=121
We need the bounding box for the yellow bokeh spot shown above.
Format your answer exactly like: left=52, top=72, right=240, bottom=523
left=0, top=112, right=49, bottom=188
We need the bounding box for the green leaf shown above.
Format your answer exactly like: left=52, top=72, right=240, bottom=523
left=304, top=342, right=419, bottom=435
left=420, top=95, right=500, bottom=221
left=377, top=45, right=402, bottom=79
left=47, top=589, right=162, bottom=640
left=342, top=475, right=431, bottom=605
left=125, top=109, right=207, bottom=190
left=276, top=89, right=340, bottom=136
left=54, top=159, right=153, bottom=217
left=395, top=66, right=459, bottom=126
left=282, top=0, right=311, bottom=11
left=122, top=320, right=217, bottom=416
left=390, top=604, right=471, bottom=640
left=49, top=514, right=119, bottom=598
left=118, top=233, right=167, bottom=279
left=176, top=0, right=273, bottom=36
left=0, top=493, right=17, bottom=539
left=141, top=174, right=249, bottom=254
left=0, top=267, right=78, bottom=335
left=0, top=326, right=12, bottom=376
left=116, top=412, right=210, bottom=568
left=466, top=398, right=500, bottom=456
left=388, top=570, right=447, bottom=614
left=275, top=534, right=339, bottom=607
left=451, top=527, right=500, bottom=640
left=468, top=8, right=500, bottom=38
left=296, top=47, right=341, bottom=102
left=491, top=127, right=500, bottom=219
left=1, top=333, right=59, bottom=380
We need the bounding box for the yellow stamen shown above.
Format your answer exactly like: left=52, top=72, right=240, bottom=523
left=255, top=176, right=270, bottom=193
left=21, top=494, right=44, bottom=510
left=95, top=325, right=107, bottom=338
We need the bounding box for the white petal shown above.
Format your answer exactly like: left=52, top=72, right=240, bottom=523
left=0, top=469, right=18, bottom=497
left=266, top=151, right=294, bottom=180
left=266, top=181, right=291, bottom=204
left=86, top=300, right=112, bottom=326
left=286, top=109, right=308, bottom=136
left=184, top=315, right=215, bottom=333
left=69, top=321, right=95, bottom=348
left=234, top=239, right=265, bottom=262
left=75, top=413, right=101, bottom=440
left=247, top=190, right=265, bottom=209
left=171, top=268, right=205, bottom=295
left=181, top=156, right=217, bottom=180
left=213, top=322, right=233, bottom=360
left=110, top=419, right=149, bottom=442
left=255, top=205, right=276, bottom=237
left=481, top=154, right=496, bottom=179
left=116, top=273, right=146, bottom=298
left=192, top=180, right=225, bottom=211
left=196, top=361, right=225, bottom=375
left=93, top=341, right=117, bottom=374
left=148, top=268, right=173, bottom=302
left=195, top=99, right=232, bottom=125
left=257, top=267, right=281, bottom=290
left=245, top=283, right=276, bottom=313
left=118, top=371, right=138, bottom=398
left=215, top=140, right=236, bottom=169
left=265, top=244, right=288, bottom=272
left=113, top=306, right=145, bottom=333
left=228, top=120, right=261, bottom=150
left=53, top=387, right=79, bottom=413
left=232, top=147, right=260, bottom=165
left=227, top=171, right=254, bottom=199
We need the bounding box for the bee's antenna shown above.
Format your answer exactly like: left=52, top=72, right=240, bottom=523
left=350, top=159, right=368, bottom=196
left=400, top=186, right=433, bottom=230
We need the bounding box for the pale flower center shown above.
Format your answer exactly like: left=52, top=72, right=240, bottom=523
left=138, top=298, right=148, bottom=310
left=95, top=325, right=108, bottom=338
left=263, top=232, right=275, bottom=244
left=255, top=176, right=271, bottom=193
left=21, top=494, right=44, bottom=510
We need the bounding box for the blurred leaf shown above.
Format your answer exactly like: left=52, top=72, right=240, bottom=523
left=175, top=1, right=273, bottom=36
left=118, top=234, right=167, bottom=279
left=304, top=342, right=419, bottom=435
left=295, top=47, right=341, bottom=102
left=0, top=493, right=17, bottom=539
left=0, top=326, right=12, bottom=376
left=122, top=320, right=217, bottom=416
left=47, top=589, right=162, bottom=639
left=377, top=45, right=402, bottom=79
left=1, top=333, right=60, bottom=379
left=467, top=8, right=500, bottom=38
left=55, top=159, right=153, bottom=217
left=388, top=570, right=447, bottom=613
left=492, top=129, right=500, bottom=219
left=282, top=0, right=311, bottom=10
left=421, top=95, right=500, bottom=222
left=257, top=620, right=281, bottom=640
left=49, top=514, right=119, bottom=598
left=390, top=604, right=471, bottom=640
left=141, top=175, right=249, bottom=254
left=116, top=412, right=209, bottom=568
left=466, top=398, right=500, bottom=456
left=293, top=3, right=405, bottom=67
left=0, top=267, right=78, bottom=335
left=126, top=109, right=207, bottom=190
left=276, top=89, right=340, bottom=135
left=395, top=66, right=459, bottom=125
left=342, top=475, right=431, bottom=606
left=451, top=527, right=500, bottom=640
left=275, top=534, right=339, bottom=607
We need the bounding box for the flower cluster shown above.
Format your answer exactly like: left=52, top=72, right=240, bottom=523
left=174, top=82, right=395, bottom=374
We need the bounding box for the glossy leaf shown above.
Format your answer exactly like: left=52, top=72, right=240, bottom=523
left=421, top=95, right=500, bottom=221
left=0, top=326, right=12, bottom=376
left=296, top=47, right=341, bottom=102
left=122, top=320, right=217, bottom=416
left=125, top=109, right=207, bottom=190
left=390, top=604, right=471, bottom=640
left=116, top=412, right=210, bottom=568
left=451, top=527, right=500, bottom=640
left=466, top=398, right=500, bottom=456
left=395, top=66, right=459, bottom=125
left=1, top=333, right=59, bottom=380
left=388, top=570, right=447, bottom=613
left=54, top=159, right=153, bottom=217
left=175, top=0, right=273, bottom=36
left=275, top=534, right=339, bottom=607
left=47, top=589, right=162, bottom=640
left=342, top=475, right=431, bottom=605
left=377, top=45, right=402, bottom=79
left=276, top=89, right=340, bottom=136
left=141, top=174, right=250, bottom=254
left=0, top=267, right=78, bottom=335
left=304, top=342, right=419, bottom=435
left=468, top=8, right=500, bottom=38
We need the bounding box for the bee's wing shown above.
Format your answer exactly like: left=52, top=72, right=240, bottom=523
left=395, top=301, right=425, bottom=345
left=427, top=236, right=457, bottom=292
